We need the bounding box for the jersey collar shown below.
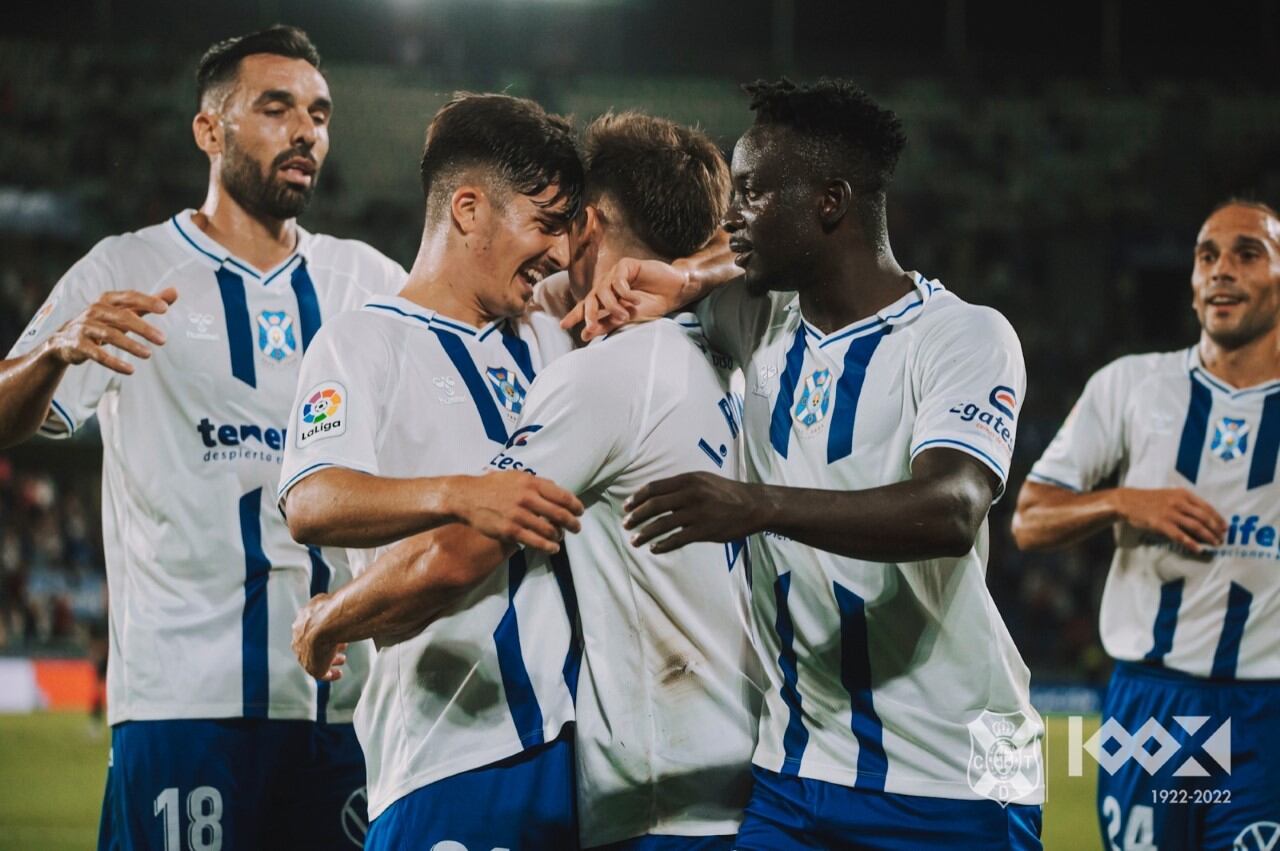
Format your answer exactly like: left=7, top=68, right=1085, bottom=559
left=1186, top=346, right=1280, bottom=399
left=168, top=209, right=312, bottom=285
left=795, top=273, right=943, bottom=349
left=362, top=295, right=505, bottom=339
left=586, top=310, right=704, bottom=347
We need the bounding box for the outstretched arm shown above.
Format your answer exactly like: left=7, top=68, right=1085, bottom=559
left=284, top=467, right=582, bottom=553
left=1011, top=480, right=1225, bottom=554
left=561, top=229, right=739, bottom=341
left=0, top=288, right=176, bottom=448
left=626, top=448, right=997, bottom=563
left=291, top=523, right=513, bottom=679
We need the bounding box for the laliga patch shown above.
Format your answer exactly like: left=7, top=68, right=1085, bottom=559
left=257, top=310, right=299, bottom=363
left=1211, top=416, right=1249, bottom=461
left=23, top=295, right=59, bottom=340
left=297, top=381, right=347, bottom=447
left=792, top=368, right=832, bottom=435
left=486, top=367, right=526, bottom=416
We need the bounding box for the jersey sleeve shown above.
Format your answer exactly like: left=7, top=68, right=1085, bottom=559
left=1027, top=357, right=1131, bottom=493
left=694, top=283, right=788, bottom=366
left=277, top=313, right=391, bottom=505
left=487, top=346, right=636, bottom=496
left=908, top=306, right=1026, bottom=499
left=6, top=238, right=123, bottom=437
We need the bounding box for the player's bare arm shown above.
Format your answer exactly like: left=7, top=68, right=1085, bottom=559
left=626, top=447, right=996, bottom=561
left=0, top=287, right=177, bottom=448
left=562, top=228, right=737, bottom=340
left=285, top=467, right=582, bottom=553
left=291, top=523, right=513, bottom=679
left=1012, top=480, right=1226, bottom=554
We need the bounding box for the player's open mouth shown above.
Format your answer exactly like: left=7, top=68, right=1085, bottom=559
left=518, top=265, right=546, bottom=289
left=278, top=158, right=316, bottom=186
left=1206, top=294, right=1245, bottom=307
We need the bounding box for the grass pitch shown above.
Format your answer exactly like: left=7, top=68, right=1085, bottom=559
left=0, top=712, right=1101, bottom=850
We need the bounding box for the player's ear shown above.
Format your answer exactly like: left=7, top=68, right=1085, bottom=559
left=819, top=178, right=852, bottom=229
left=192, top=110, right=222, bottom=157
left=450, top=186, right=484, bottom=235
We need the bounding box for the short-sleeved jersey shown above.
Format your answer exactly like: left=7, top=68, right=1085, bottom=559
left=7, top=210, right=406, bottom=725
left=698, top=275, right=1044, bottom=804
left=488, top=315, right=765, bottom=847
left=277, top=296, right=578, bottom=821
left=1029, top=348, right=1280, bottom=680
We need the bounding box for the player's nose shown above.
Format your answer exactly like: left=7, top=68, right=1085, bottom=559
left=545, top=232, right=570, bottom=272
left=723, top=203, right=745, bottom=233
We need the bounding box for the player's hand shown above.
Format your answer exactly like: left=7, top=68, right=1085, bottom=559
left=560, top=257, right=688, bottom=341
left=291, top=594, right=348, bottom=681
left=45, top=288, right=178, bottom=375
left=1114, top=487, right=1227, bottom=553
left=453, top=471, right=584, bottom=554
left=623, top=472, right=762, bottom=554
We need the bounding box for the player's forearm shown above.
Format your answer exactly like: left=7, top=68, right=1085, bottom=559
left=672, top=229, right=739, bottom=305
left=0, top=347, right=69, bottom=448
left=751, top=474, right=990, bottom=562
left=284, top=468, right=471, bottom=548
left=1010, top=480, right=1123, bottom=551
left=314, top=528, right=512, bottom=648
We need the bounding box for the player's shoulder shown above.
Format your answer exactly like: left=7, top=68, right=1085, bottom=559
left=304, top=234, right=407, bottom=289
left=1088, top=349, right=1187, bottom=391
left=913, top=286, right=1020, bottom=352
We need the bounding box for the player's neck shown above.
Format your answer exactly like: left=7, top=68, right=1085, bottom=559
left=193, top=187, right=297, bottom=274
left=1198, top=329, right=1280, bottom=389
left=798, top=246, right=912, bottom=335
left=401, top=236, right=497, bottom=329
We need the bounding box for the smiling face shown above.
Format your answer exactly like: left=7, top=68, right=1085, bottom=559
left=724, top=125, right=823, bottom=297
left=1192, top=204, right=1280, bottom=350
left=209, top=53, right=332, bottom=221
left=470, top=183, right=572, bottom=318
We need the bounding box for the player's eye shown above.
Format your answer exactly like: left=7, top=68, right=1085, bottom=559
left=264, top=107, right=286, bottom=117
left=1198, top=251, right=1216, bottom=264
left=310, top=112, right=329, bottom=126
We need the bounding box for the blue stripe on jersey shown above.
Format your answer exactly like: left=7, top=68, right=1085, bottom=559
left=1175, top=378, right=1212, bottom=483
left=1143, top=579, right=1184, bottom=664
left=1211, top=582, right=1253, bottom=680
left=290, top=260, right=322, bottom=353
left=216, top=267, right=257, bottom=388
left=47, top=398, right=75, bottom=433
left=238, top=488, right=271, bottom=717
left=431, top=328, right=509, bottom=445
left=493, top=551, right=545, bottom=746
left=1247, top=391, right=1280, bottom=490
left=769, top=326, right=809, bottom=459
left=827, top=327, right=890, bottom=464
left=500, top=323, right=537, bottom=384
left=773, top=572, right=809, bottom=774
left=549, top=551, right=582, bottom=701
left=307, top=546, right=333, bottom=723
left=834, top=582, right=888, bottom=789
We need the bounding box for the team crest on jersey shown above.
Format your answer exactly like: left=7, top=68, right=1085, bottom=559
left=257, top=310, right=298, bottom=362
left=792, top=368, right=832, bottom=433
left=966, top=710, right=1043, bottom=807
left=297, top=381, right=347, bottom=447
left=486, top=367, right=525, bottom=415
left=1212, top=417, right=1249, bottom=461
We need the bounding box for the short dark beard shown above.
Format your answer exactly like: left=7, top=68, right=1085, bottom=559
left=221, top=129, right=316, bottom=221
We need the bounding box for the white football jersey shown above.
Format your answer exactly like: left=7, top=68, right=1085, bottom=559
left=7, top=210, right=405, bottom=725
left=1029, top=348, right=1280, bottom=680
left=697, top=275, right=1044, bottom=804
left=277, top=296, right=577, bottom=821
left=489, top=315, right=766, bottom=847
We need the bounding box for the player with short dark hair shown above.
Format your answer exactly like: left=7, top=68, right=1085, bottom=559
left=1013, top=200, right=1280, bottom=851
left=570, top=77, right=1045, bottom=850
left=292, top=110, right=768, bottom=850
left=0, top=25, right=558, bottom=851
left=280, top=91, right=588, bottom=850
